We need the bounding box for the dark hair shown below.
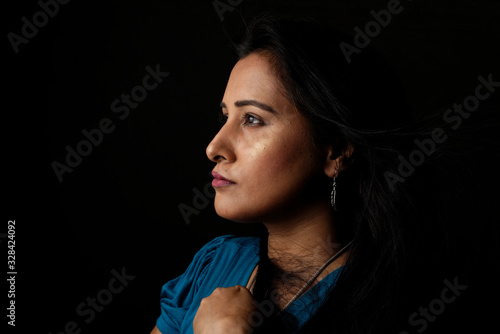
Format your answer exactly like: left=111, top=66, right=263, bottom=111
left=232, top=13, right=425, bottom=333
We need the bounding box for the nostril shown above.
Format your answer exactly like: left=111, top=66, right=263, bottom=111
left=213, top=155, right=225, bottom=162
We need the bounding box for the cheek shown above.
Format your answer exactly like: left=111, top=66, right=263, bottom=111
left=243, top=133, right=320, bottom=203
left=246, top=137, right=298, bottom=183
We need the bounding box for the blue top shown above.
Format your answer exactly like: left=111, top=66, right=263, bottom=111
left=156, top=235, right=345, bottom=334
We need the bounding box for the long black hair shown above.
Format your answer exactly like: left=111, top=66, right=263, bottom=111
left=230, top=13, right=435, bottom=333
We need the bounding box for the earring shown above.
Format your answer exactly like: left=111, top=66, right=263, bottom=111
left=330, top=176, right=337, bottom=211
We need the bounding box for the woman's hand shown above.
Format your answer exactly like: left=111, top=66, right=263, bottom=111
left=193, top=285, right=256, bottom=334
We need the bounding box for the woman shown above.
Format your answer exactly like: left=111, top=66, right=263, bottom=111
left=152, top=14, right=422, bottom=334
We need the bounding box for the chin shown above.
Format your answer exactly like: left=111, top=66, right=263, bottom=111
left=214, top=201, right=263, bottom=224
left=214, top=208, right=255, bottom=223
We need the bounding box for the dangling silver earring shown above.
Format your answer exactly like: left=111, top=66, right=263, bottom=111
left=330, top=176, right=337, bottom=211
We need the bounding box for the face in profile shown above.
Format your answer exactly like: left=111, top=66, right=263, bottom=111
left=206, top=52, right=334, bottom=224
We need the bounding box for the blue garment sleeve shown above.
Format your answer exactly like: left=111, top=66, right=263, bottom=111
left=155, top=236, right=229, bottom=334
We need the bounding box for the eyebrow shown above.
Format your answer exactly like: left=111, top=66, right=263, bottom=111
left=220, top=99, right=278, bottom=114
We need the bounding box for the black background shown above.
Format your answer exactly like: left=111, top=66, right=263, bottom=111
left=4, top=0, right=500, bottom=333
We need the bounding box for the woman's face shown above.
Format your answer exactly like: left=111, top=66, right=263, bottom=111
left=206, top=52, right=331, bottom=223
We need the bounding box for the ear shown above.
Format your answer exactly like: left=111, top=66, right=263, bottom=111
left=323, top=146, right=342, bottom=178
left=322, top=143, right=354, bottom=178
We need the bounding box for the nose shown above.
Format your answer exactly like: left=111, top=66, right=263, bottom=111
left=206, top=123, right=235, bottom=163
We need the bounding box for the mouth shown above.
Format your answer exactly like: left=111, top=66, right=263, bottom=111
left=211, top=171, right=236, bottom=188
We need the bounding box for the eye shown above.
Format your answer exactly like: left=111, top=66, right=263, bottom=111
left=217, top=112, right=228, bottom=124
left=243, top=113, right=264, bottom=126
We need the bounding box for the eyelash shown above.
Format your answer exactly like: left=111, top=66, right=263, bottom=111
left=218, top=113, right=264, bottom=126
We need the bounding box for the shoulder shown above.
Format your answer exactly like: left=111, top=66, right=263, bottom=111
left=209, top=234, right=260, bottom=249
left=195, top=235, right=260, bottom=261
left=191, top=235, right=259, bottom=284
left=156, top=235, right=260, bottom=332
left=159, top=235, right=259, bottom=296
left=158, top=235, right=258, bottom=291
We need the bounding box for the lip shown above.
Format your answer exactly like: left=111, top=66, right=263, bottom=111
left=211, top=171, right=236, bottom=188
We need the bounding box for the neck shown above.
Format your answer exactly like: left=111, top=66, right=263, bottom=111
left=262, top=199, right=348, bottom=274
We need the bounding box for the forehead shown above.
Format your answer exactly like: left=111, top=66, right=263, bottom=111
left=223, top=53, right=291, bottom=111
